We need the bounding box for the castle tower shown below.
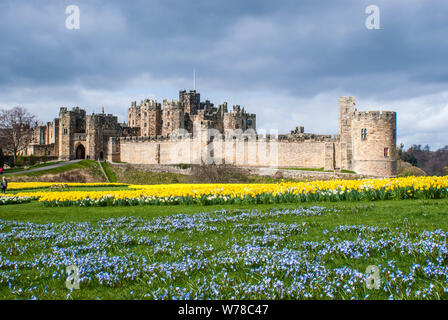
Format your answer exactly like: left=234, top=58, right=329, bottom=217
left=140, top=99, right=162, bottom=136
left=58, top=107, right=86, bottom=160
left=179, top=90, right=200, bottom=115
left=128, top=101, right=141, bottom=127
left=338, top=96, right=356, bottom=170
left=350, top=110, right=397, bottom=176
left=162, top=100, right=184, bottom=136
left=86, top=113, right=121, bottom=160
left=222, top=105, right=256, bottom=133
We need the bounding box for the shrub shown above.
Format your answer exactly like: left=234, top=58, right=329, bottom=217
left=28, top=155, right=37, bottom=166
left=15, top=156, right=24, bottom=167
left=176, top=163, right=191, bottom=170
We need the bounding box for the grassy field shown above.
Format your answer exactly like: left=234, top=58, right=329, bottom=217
left=6, top=160, right=106, bottom=183
left=4, top=161, right=64, bottom=174
left=1, top=195, right=448, bottom=300
left=107, top=163, right=303, bottom=185
left=100, top=162, right=118, bottom=182
left=8, top=160, right=99, bottom=177
left=7, top=160, right=296, bottom=184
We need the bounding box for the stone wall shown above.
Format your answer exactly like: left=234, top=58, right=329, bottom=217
left=25, top=143, right=56, bottom=157
left=118, top=136, right=330, bottom=169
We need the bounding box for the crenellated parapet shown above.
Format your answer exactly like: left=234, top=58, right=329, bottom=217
left=279, top=133, right=334, bottom=143
left=352, top=110, right=396, bottom=121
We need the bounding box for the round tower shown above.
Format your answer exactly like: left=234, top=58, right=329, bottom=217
left=350, top=110, right=397, bottom=177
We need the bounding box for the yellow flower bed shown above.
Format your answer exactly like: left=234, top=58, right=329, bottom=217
left=9, top=175, right=446, bottom=206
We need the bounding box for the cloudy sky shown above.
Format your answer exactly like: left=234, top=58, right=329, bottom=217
left=0, top=0, right=447, bottom=148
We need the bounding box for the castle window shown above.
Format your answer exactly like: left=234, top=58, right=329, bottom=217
left=144, top=123, right=147, bottom=127
left=247, top=120, right=252, bottom=126
left=361, top=128, right=367, bottom=140
left=384, top=147, right=389, bottom=158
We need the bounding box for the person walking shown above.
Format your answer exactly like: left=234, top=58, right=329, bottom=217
left=1, top=176, right=7, bottom=193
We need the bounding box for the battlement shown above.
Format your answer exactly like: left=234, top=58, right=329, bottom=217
left=279, top=133, right=334, bottom=143
left=71, top=106, right=84, bottom=114
left=339, top=96, right=356, bottom=104
left=352, top=110, right=396, bottom=121
left=119, top=133, right=278, bottom=143
left=231, top=105, right=242, bottom=114
left=180, top=89, right=199, bottom=95
left=59, top=106, right=85, bottom=116
left=88, top=112, right=118, bottom=121
left=120, top=135, right=173, bottom=142
left=163, top=99, right=182, bottom=110
left=141, top=99, right=161, bottom=110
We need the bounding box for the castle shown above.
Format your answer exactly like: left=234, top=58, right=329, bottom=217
left=25, top=91, right=397, bottom=177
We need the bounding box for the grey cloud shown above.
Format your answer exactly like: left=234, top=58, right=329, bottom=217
left=0, top=0, right=447, bottom=148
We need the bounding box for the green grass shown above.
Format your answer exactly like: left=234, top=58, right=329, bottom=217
left=4, top=161, right=64, bottom=174
left=100, top=162, right=118, bottom=182
left=8, top=160, right=102, bottom=178
left=110, top=164, right=191, bottom=184
left=1, top=197, right=448, bottom=299
left=1, top=198, right=445, bottom=225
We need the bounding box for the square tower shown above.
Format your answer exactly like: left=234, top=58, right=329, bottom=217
left=179, top=90, right=200, bottom=115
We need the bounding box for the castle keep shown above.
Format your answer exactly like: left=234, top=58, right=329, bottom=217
left=26, top=91, right=397, bottom=177
left=127, top=90, right=256, bottom=136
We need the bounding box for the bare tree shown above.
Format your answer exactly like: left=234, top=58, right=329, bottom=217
left=0, top=107, right=37, bottom=166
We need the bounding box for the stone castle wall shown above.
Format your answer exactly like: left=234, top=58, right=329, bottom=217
left=118, top=136, right=336, bottom=170
left=118, top=138, right=345, bottom=172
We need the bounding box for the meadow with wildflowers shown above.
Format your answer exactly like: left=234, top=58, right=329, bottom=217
left=1, top=198, right=448, bottom=300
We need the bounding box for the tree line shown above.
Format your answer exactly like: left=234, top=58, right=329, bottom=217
left=398, top=144, right=448, bottom=176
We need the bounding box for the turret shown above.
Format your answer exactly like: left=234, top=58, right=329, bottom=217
left=350, top=110, right=397, bottom=176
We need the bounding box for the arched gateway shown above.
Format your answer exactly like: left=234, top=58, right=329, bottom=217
left=75, top=144, right=85, bottom=159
